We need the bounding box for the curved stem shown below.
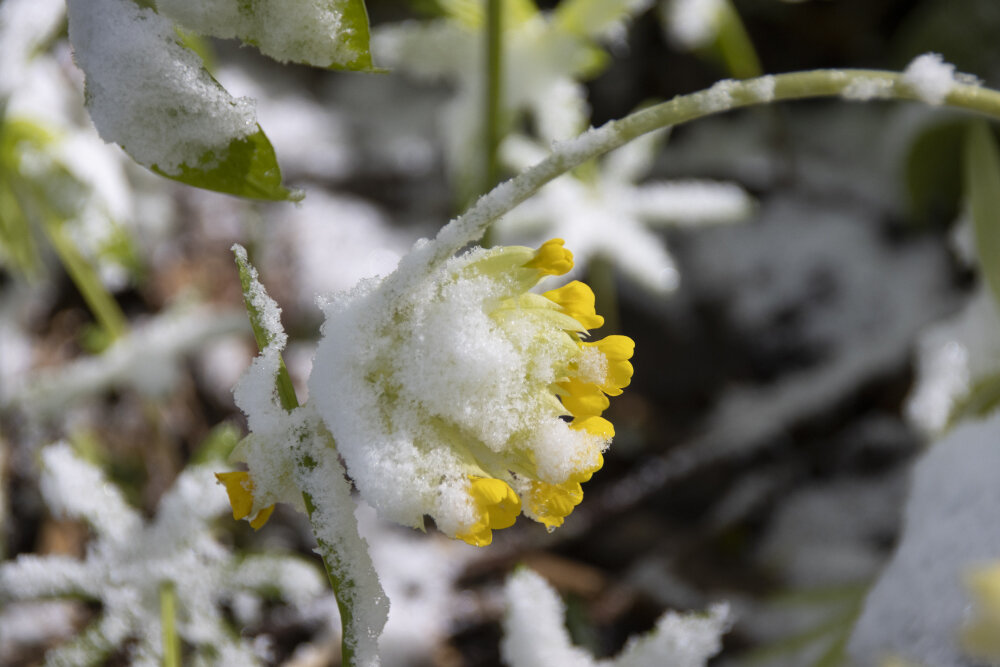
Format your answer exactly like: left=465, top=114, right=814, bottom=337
left=414, top=69, right=1000, bottom=269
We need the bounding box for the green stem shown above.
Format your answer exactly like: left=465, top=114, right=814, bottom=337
left=233, top=246, right=383, bottom=667
left=480, top=0, right=503, bottom=248
left=588, top=256, right=620, bottom=334
left=714, top=0, right=763, bottom=79
left=160, top=582, right=180, bottom=667
left=41, top=215, right=129, bottom=341
left=417, top=69, right=1000, bottom=270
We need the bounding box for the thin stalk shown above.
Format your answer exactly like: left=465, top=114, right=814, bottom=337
left=234, top=247, right=381, bottom=667
left=588, top=256, right=620, bottom=334
left=418, top=69, right=1000, bottom=270
left=480, top=0, right=503, bottom=247
left=42, top=215, right=129, bottom=341
left=159, top=582, right=180, bottom=667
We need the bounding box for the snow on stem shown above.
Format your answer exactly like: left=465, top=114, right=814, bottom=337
left=404, top=68, right=1000, bottom=276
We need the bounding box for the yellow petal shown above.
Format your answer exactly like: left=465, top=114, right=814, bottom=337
left=459, top=477, right=522, bottom=546
left=215, top=471, right=254, bottom=520
left=528, top=480, right=584, bottom=530
left=583, top=335, right=635, bottom=395
left=556, top=378, right=609, bottom=418
left=570, top=415, right=615, bottom=439
left=523, top=238, right=573, bottom=276
left=543, top=281, right=604, bottom=330
left=215, top=471, right=274, bottom=530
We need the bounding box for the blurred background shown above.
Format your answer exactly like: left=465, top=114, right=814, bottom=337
left=3, top=0, right=1000, bottom=664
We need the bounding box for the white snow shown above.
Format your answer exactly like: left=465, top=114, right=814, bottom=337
left=848, top=411, right=1000, bottom=665
left=902, top=53, right=958, bottom=106
left=500, top=567, right=730, bottom=667
left=662, top=0, right=725, bottom=51
left=841, top=76, right=895, bottom=101
left=66, top=0, right=258, bottom=174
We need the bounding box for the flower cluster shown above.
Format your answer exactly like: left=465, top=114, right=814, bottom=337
left=306, top=239, right=634, bottom=546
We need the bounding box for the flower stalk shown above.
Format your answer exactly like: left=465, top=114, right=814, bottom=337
left=421, top=69, right=1000, bottom=273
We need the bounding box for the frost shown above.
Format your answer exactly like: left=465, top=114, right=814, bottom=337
left=848, top=411, right=1000, bottom=665
left=156, top=0, right=364, bottom=69
left=0, top=443, right=324, bottom=666
left=842, top=76, right=895, bottom=101
left=902, top=53, right=958, bottom=106
left=494, top=132, right=753, bottom=293
left=701, top=78, right=739, bottom=113
left=662, top=0, right=724, bottom=50
left=66, top=0, right=257, bottom=174
left=500, top=568, right=729, bottom=667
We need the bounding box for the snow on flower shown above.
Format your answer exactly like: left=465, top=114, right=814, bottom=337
left=307, top=238, right=634, bottom=546
left=494, top=132, right=754, bottom=293
left=0, top=443, right=325, bottom=666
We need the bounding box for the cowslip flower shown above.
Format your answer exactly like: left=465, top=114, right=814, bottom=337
left=305, top=238, right=635, bottom=546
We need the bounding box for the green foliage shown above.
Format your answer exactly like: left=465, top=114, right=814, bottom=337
left=965, top=120, right=1000, bottom=307
left=153, top=127, right=302, bottom=203
left=904, top=120, right=965, bottom=226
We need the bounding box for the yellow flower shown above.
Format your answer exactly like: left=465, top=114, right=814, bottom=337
left=457, top=476, right=523, bottom=546
left=215, top=471, right=275, bottom=530
left=310, top=237, right=635, bottom=546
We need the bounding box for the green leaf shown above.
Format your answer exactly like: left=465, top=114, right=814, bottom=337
left=152, top=127, right=302, bottom=202
left=947, top=372, right=1000, bottom=428
left=905, top=120, right=965, bottom=226
left=965, top=120, right=1000, bottom=307
left=554, top=0, right=643, bottom=40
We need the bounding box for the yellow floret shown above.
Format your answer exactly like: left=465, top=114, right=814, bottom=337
left=543, top=280, right=604, bottom=330
left=215, top=471, right=274, bottom=530
left=523, top=238, right=574, bottom=276
left=457, top=476, right=522, bottom=547
left=583, top=335, right=635, bottom=395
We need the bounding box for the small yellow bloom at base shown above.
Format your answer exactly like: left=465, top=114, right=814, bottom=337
left=528, top=480, right=584, bottom=531
left=457, top=477, right=522, bottom=547
left=215, top=471, right=274, bottom=531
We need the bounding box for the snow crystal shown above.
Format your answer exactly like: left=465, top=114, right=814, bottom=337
left=157, top=0, right=361, bottom=68
left=842, top=76, right=895, bottom=101
left=902, top=53, right=957, bottom=106
left=746, top=75, right=776, bottom=102
left=66, top=0, right=257, bottom=174
left=663, top=0, right=724, bottom=51
left=848, top=411, right=1000, bottom=665
left=501, top=568, right=729, bottom=667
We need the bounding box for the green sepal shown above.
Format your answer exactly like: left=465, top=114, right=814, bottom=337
left=964, top=121, right=1000, bottom=307
left=152, top=127, right=302, bottom=202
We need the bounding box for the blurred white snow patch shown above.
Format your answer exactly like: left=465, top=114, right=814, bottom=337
left=9, top=303, right=247, bottom=413
left=662, top=0, right=724, bottom=50
left=355, top=504, right=476, bottom=665
left=496, top=133, right=752, bottom=294
left=906, top=289, right=1000, bottom=435
left=0, top=0, right=64, bottom=96
left=215, top=67, right=353, bottom=180
left=0, top=601, right=84, bottom=662
left=902, top=53, right=958, bottom=105
left=196, top=338, right=253, bottom=407
left=263, top=191, right=411, bottom=309
left=66, top=0, right=257, bottom=174
left=848, top=410, right=1000, bottom=665
left=756, top=475, right=907, bottom=587
left=501, top=568, right=729, bottom=667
